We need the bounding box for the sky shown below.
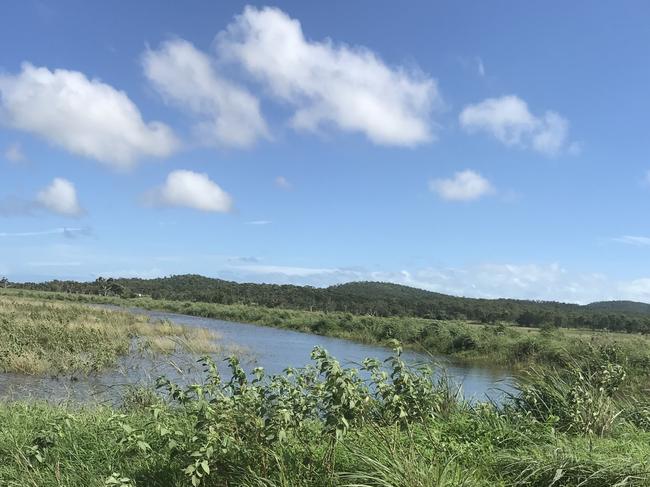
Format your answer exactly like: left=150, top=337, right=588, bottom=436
left=1, top=1, right=650, bottom=303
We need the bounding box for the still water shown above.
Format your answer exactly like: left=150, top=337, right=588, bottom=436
left=0, top=307, right=514, bottom=404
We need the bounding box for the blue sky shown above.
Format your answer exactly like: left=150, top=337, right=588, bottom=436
left=1, top=1, right=650, bottom=303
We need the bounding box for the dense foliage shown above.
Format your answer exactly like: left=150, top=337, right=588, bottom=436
left=9, top=274, right=650, bottom=332
left=2, top=345, right=650, bottom=486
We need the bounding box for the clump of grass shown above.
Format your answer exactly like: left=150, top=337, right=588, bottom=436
left=508, top=357, right=626, bottom=436
left=140, top=321, right=220, bottom=355
left=339, top=424, right=482, bottom=486
left=494, top=441, right=650, bottom=486
left=0, top=296, right=219, bottom=375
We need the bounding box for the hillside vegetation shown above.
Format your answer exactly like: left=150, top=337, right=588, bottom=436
left=9, top=274, right=650, bottom=333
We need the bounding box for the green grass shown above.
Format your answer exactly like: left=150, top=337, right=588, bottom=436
left=1, top=344, right=650, bottom=486
left=0, top=294, right=220, bottom=375
left=3, top=291, right=650, bottom=485
left=3, top=287, right=650, bottom=376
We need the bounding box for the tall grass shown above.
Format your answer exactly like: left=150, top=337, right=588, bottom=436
left=0, top=295, right=219, bottom=375
left=2, top=291, right=650, bottom=485
left=1, top=343, right=650, bottom=486
left=4, top=287, right=650, bottom=373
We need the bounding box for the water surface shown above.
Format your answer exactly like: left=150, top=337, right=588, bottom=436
left=0, top=307, right=514, bottom=404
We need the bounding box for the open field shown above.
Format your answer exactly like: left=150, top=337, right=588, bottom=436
left=0, top=294, right=219, bottom=375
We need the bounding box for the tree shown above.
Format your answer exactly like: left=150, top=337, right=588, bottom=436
left=0, top=277, right=8, bottom=288
left=95, top=277, right=113, bottom=296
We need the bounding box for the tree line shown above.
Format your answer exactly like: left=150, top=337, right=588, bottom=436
left=6, top=274, right=650, bottom=333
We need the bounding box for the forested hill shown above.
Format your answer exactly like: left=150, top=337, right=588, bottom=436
left=8, top=274, right=650, bottom=332
left=585, top=300, right=650, bottom=314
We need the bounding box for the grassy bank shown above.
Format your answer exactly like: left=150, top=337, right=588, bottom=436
left=1, top=345, right=650, bottom=486
left=0, top=294, right=219, bottom=375
left=3, top=288, right=650, bottom=375
left=2, top=291, right=650, bottom=485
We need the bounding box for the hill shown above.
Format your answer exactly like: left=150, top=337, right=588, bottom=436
left=586, top=300, right=650, bottom=314
left=8, top=274, right=650, bottom=333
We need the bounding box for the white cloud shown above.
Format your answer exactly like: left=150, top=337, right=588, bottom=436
left=147, top=170, right=233, bottom=213
left=0, top=227, right=84, bottom=238
left=223, top=260, right=650, bottom=304
left=28, top=261, right=82, bottom=267
left=459, top=95, right=573, bottom=155
left=232, top=264, right=346, bottom=278
left=217, top=6, right=440, bottom=146
left=245, top=220, right=272, bottom=225
left=36, top=178, right=82, bottom=216
left=4, top=142, right=26, bottom=163
left=274, top=176, right=291, bottom=189
left=429, top=170, right=494, bottom=201
left=619, top=278, right=650, bottom=302
left=143, top=39, right=269, bottom=148
left=613, top=236, right=650, bottom=247
left=644, top=170, right=650, bottom=186
left=0, top=63, right=178, bottom=169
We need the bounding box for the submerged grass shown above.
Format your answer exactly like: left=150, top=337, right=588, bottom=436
left=0, top=294, right=219, bottom=375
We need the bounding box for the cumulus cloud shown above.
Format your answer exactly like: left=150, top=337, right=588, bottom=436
left=0, top=63, right=178, bottom=168
left=36, top=178, right=83, bottom=216
left=217, top=6, right=440, bottom=146
left=143, top=39, right=269, bottom=148
left=147, top=170, right=233, bottom=213
left=274, top=175, right=291, bottom=189
left=459, top=95, right=573, bottom=155
left=4, top=142, right=26, bottom=163
left=429, top=170, right=494, bottom=201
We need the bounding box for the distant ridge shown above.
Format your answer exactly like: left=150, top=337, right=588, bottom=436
left=9, top=274, right=650, bottom=333
left=585, top=300, right=650, bottom=314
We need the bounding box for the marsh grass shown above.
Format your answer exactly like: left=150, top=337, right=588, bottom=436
left=4, top=288, right=650, bottom=375
left=0, top=295, right=219, bottom=375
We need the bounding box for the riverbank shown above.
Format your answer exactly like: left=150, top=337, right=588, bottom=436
left=3, top=288, right=650, bottom=378
left=0, top=293, right=219, bottom=375
left=2, top=291, right=650, bottom=485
